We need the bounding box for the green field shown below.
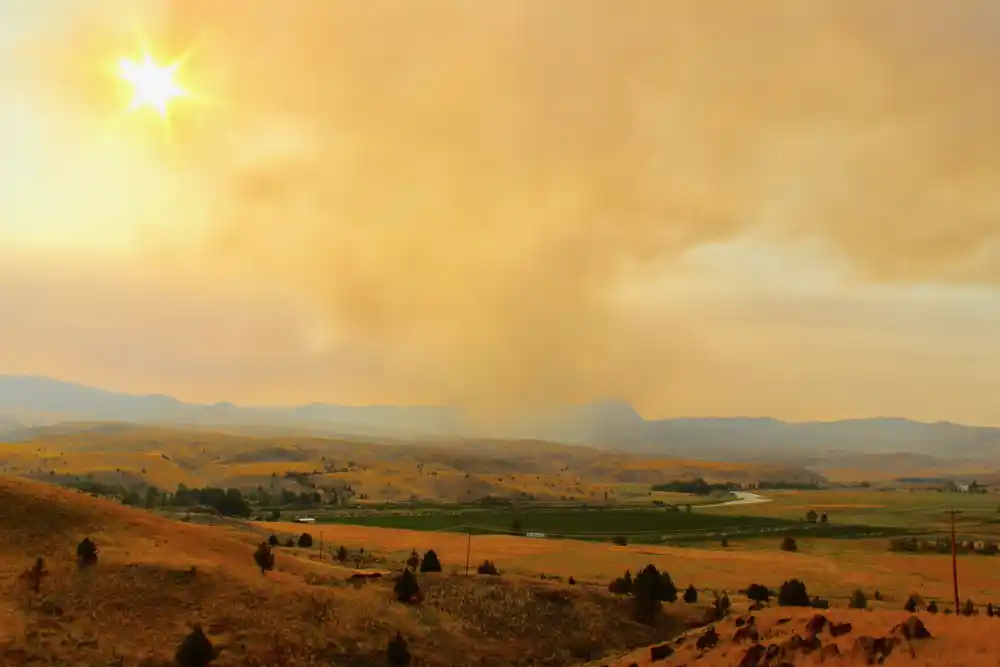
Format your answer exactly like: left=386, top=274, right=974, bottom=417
left=308, top=506, right=904, bottom=544
left=701, top=489, right=1000, bottom=537
left=295, top=488, right=1000, bottom=545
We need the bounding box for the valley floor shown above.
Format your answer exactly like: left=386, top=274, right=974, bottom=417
left=4, top=475, right=1000, bottom=666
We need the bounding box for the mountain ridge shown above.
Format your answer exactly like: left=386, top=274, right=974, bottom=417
left=2, top=375, right=998, bottom=461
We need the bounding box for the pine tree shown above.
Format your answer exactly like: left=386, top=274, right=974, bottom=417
left=253, top=542, right=275, bottom=575
left=394, top=569, right=420, bottom=603
left=419, top=549, right=442, bottom=573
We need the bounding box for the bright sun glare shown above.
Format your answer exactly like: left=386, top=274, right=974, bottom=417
left=118, top=52, right=187, bottom=117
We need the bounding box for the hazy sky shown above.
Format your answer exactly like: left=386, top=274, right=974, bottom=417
left=3, top=0, right=1000, bottom=423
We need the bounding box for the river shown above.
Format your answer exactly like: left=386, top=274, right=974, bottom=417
left=698, top=490, right=772, bottom=508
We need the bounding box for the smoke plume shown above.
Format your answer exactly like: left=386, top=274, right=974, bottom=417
left=23, top=0, right=1000, bottom=411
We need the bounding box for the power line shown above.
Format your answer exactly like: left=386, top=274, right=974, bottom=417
left=946, top=508, right=963, bottom=614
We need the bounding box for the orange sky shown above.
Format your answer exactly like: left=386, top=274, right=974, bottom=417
left=2, top=0, right=1000, bottom=423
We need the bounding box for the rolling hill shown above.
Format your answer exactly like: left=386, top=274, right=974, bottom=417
left=0, top=423, right=825, bottom=500
left=0, top=476, right=683, bottom=666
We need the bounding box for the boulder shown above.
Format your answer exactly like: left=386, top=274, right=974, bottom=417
left=894, top=615, right=932, bottom=640
left=649, top=643, right=674, bottom=662
left=818, top=643, right=841, bottom=662
left=805, top=614, right=829, bottom=635
left=738, top=643, right=767, bottom=667
left=853, top=636, right=898, bottom=664
left=696, top=627, right=720, bottom=652
left=830, top=621, right=853, bottom=637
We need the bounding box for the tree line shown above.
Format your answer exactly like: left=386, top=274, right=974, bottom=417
left=64, top=480, right=341, bottom=518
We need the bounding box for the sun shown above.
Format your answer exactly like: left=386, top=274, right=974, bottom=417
left=118, top=52, right=187, bottom=118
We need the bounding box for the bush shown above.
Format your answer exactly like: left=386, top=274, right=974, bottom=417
left=510, top=519, right=524, bottom=536
left=387, top=632, right=412, bottom=666
left=904, top=595, right=919, bottom=613
left=632, top=583, right=660, bottom=623
left=477, top=560, right=500, bottom=575
left=631, top=573, right=659, bottom=622
left=746, top=583, right=771, bottom=603
left=216, top=488, right=251, bottom=518
left=76, top=537, right=99, bottom=567
left=889, top=536, right=919, bottom=552
left=20, top=557, right=48, bottom=593
left=926, top=600, right=938, bottom=613
left=267, top=534, right=279, bottom=547
left=419, top=549, right=442, bottom=573
left=780, top=537, right=798, bottom=552
left=977, top=541, right=999, bottom=556
left=777, top=579, right=810, bottom=607
left=336, top=545, right=348, bottom=562
left=394, top=569, right=420, bottom=603
left=805, top=510, right=818, bottom=523
left=630, top=564, right=678, bottom=622
left=297, top=533, right=313, bottom=548
left=932, top=537, right=952, bottom=554
left=612, top=535, right=628, bottom=546
left=609, top=570, right=633, bottom=595
left=849, top=589, right=868, bottom=610
left=285, top=537, right=295, bottom=548
left=683, top=584, right=698, bottom=603
left=708, top=593, right=731, bottom=621
left=406, top=550, right=420, bottom=571
left=635, top=564, right=677, bottom=603
left=175, top=625, right=215, bottom=667
left=720, top=537, right=729, bottom=548
left=253, top=542, right=275, bottom=575
left=962, top=598, right=976, bottom=616
left=568, top=576, right=576, bottom=585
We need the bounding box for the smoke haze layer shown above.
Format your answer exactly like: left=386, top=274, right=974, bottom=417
left=15, top=0, right=1000, bottom=413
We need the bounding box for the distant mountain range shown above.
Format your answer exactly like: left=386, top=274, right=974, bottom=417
left=2, top=375, right=999, bottom=463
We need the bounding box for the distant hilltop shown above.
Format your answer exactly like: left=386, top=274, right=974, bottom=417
left=2, top=375, right=1000, bottom=462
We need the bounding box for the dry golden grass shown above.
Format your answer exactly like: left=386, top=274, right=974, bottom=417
left=0, top=476, right=685, bottom=666
left=4, top=474, right=1000, bottom=666
left=254, top=520, right=1000, bottom=605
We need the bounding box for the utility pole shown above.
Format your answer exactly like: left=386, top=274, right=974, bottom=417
left=465, top=529, right=472, bottom=576
left=947, top=509, right=962, bottom=614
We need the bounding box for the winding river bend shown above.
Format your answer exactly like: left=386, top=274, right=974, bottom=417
left=698, top=490, right=773, bottom=508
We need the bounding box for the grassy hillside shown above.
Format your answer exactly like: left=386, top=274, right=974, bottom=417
left=4, top=475, right=1000, bottom=666
left=0, top=476, right=691, bottom=666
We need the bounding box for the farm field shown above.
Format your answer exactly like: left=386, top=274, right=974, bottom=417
left=298, top=505, right=905, bottom=544
left=700, top=488, right=1000, bottom=535
left=255, top=518, right=1000, bottom=605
